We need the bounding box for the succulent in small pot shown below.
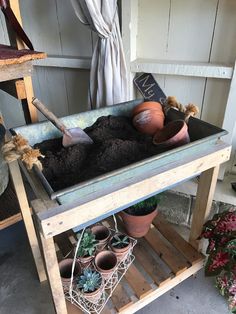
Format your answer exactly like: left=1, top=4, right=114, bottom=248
left=76, top=230, right=98, bottom=266
left=133, top=109, right=164, bottom=135
left=110, top=233, right=132, bottom=261
left=59, top=258, right=81, bottom=292
left=120, top=195, right=160, bottom=238
left=91, top=224, right=111, bottom=251
left=77, top=268, right=103, bottom=303
left=95, top=250, right=118, bottom=280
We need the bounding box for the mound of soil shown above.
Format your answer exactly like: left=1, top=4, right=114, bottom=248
left=35, top=115, right=164, bottom=191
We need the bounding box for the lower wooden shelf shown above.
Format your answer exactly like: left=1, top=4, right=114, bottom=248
left=55, top=214, right=205, bottom=314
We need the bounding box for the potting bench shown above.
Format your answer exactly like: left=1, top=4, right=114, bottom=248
left=8, top=137, right=231, bottom=314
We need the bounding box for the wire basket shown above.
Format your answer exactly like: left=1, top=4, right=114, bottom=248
left=64, top=221, right=137, bottom=314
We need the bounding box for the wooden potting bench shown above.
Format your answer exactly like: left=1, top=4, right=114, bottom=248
left=9, top=140, right=231, bottom=314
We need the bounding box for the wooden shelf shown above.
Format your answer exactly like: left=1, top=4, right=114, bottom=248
left=55, top=215, right=204, bottom=314
left=130, top=58, right=234, bottom=79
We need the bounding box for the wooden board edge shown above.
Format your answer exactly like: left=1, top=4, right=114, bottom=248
left=119, top=259, right=204, bottom=314
left=0, top=212, right=22, bottom=230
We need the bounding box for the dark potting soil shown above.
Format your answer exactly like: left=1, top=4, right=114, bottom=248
left=35, top=115, right=165, bottom=191
left=125, top=206, right=156, bottom=216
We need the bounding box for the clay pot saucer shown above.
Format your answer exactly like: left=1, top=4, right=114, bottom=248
left=132, top=101, right=163, bottom=117
left=133, top=109, right=164, bottom=135
left=153, top=119, right=190, bottom=148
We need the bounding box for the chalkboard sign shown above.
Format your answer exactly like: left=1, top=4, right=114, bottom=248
left=133, top=73, right=166, bottom=103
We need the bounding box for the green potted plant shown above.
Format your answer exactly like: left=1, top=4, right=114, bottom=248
left=77, top=268, right=103, bottom=303
left=76, top=230, right=98, bottom=266
left=109, top=233, right=131, bottom=261
left=119, top=195, right=160, bottom=238
left=201, top=209, right=236, bottom=313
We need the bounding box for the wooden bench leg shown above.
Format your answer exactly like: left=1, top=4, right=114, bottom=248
left=189, top=165, right=219, bottom=250
left=8, top=160, right=46, bottom=282
left=39, top=234, right=68, bottom=314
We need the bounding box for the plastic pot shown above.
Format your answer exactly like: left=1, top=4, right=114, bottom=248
left=153, top=119, right=190, bottom=148
left=95, top=250, right=118, bottom=280
left=109, top=233, right=132, bottom=262
left=120, top=208, right=158, bottom=238
left=91, top=225, right=111, bottom=251
left=133, top=109, right=164, bottom=135
left=59, top=258, right=81, bottom=292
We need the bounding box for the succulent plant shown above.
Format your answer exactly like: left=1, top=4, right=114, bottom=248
left=76, top=230, right=98, bottom=257
left=77, top=269, right=102, bottom=293
left=111, top=234, right=130, bottom=249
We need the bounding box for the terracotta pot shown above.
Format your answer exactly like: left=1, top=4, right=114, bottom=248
left=132, top=101, right=163, bottom=117
left=95, top=250, right=118, bottom=280
left=81, top=283, right=103, bottom=304
left=59, top=258, right=81, bottom=292
left=153, top=119, right=190, bottom=148
left=109, top=233, right=132, bottom=262
left=76, top=254, right=94, bottom=268
left=133, top=109, right=164, bottom=135
left=120, top=208, right=158, bottom=238
left=91, top=225, right=111, bottom=251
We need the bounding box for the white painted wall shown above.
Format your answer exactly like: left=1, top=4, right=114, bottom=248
left=124, top=0, right=236, bottom=173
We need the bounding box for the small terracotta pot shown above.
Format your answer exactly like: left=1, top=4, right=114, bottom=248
left=153, top=119, right=190, bottom=148
left=59, top=258, right=81, bottom=292
left=81, top=283, right=103, bottom=304
left=91, top=225, right=111, bottom=251
left=120, top=208, right=158, bottom=238
left=132, top=101, right=163, bottom=117
left=133, top=109, right=164, bottom=135
left=109, top=233, right=132, bottom=262
left=76, top=254, right=94, bottom=268
left=95, top=250, right=118, bottom=280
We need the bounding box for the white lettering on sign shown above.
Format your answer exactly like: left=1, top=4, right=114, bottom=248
left=138, top=75, right=155, bottom=99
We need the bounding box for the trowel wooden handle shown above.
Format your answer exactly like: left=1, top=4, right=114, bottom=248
left=32, top=98, right=68, bottom=135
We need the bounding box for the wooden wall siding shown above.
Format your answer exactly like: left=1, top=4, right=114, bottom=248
left=0, top=0, right=93, bottom=128
left=135, top=0, right=236, bottom=171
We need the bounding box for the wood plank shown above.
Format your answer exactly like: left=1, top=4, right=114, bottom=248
left=133, top=240, right=171, bottom=286
left=119, top=259, right=204, bottom=314
left=144, top=228, right=189, bottom=275
left=8, top=160, right=46, bottom=282
left=34, top=56, right=91, bottom=69
left=131, top=59, right=233, bottom=79
left=0, top=212, right=22, bottom=230
left=66, top=300, right=83, bottom=314
left=111, top=284, right=133, bottom=312
left=0, top=61, right=33, bottom=82
left=54, top=233, right=74, bottom=259
left=152, top=214, right=203, bottom=265
left=0, top=79, right=26, bottom=99
left=124, top=264, right=153, bottom=299
left=36, top=143, right=231, bottom=238
left=189, top=166, right=219, bottom=250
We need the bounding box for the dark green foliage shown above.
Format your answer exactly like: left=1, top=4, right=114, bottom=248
left=111, top=234, right=130, bottom=249
left=125, top=194, right=160, bottom=216
left=76, top=230, right=97, bottom=257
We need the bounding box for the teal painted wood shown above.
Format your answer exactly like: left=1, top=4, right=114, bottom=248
left=12, top=99, right=227, bottom=206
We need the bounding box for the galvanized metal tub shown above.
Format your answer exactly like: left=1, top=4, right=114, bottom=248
left=12, top=99, right=227, bottom=205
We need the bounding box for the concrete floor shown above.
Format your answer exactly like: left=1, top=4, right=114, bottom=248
left=0, top=221, right=230, bottom=314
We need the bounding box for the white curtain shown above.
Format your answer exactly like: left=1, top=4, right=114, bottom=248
left=71, top=0, right=129, bottom=109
